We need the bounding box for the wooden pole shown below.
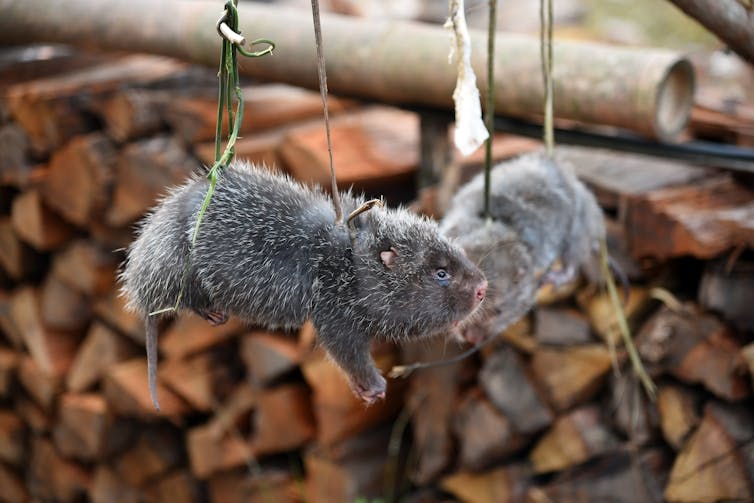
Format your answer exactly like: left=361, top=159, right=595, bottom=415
left=0, top=0, right=695, bottom=140
left=665, top=0, right=754, bottom=65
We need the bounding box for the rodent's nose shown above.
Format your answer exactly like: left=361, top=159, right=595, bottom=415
left=475, top=280, right=488, bottom=302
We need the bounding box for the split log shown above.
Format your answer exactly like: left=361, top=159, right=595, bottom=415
left=104, top=358, right=190, bottom=419
left=11, top=189, right=75, bottom=251
left=144, top=470, right=201, bottom=503
left=636, top=305, right=751, bottom=401
left=53, top=392, right=134, bottom=462
left=0, top=291, right=23, bottom=348
left=0, top=45, right=107, bottom=87
left=479, top=346, right=553, bottom=434
left=15, top=396, right=52, bottom=434
left=42, top=133, right=117, bottom=226
left=578, top=286, right=652, bottom=346
left=159, top=346, right=240, bottom=412
left=87, top=219, right=136, bottom=250
left=28, top=437, right=90, bottom=503
left=440, top=464, right=531, bottom=503
left=0, top=1, right=696, bottom=140
left=187, top=421, right=250, bottom=479
left=0, top=347, right=19, bottom=397
left=98, top=90, right=168, bottom=143
left=0, top=123, right=32, bottom=187
left=67, top=321, right=140, bottom=392
left=159, top=313, right=244, bottom=360
left=40, top=274, right=91, bottom=331
left=529, top=405, right=620, bottom=474
left=402, top=338, right=469, bottom=484
left=165, top=84, right=348, bottom=144
left=208, top=468, right=298, bottom=503
left=623, top=175, right=754, bottom=260
left=530, top=344, right=613, bottom=412
left=240, top=330, right=300, bottom=386
left=112, top=424, right=185, bottom=487
left=0, top=462, right=28, bottom=503
left=10, top=287, right=80, bottom=377
left=298, top=321, right=318, bottom=358
left=50, top=240, right=117, bottom=296
left=742, top=343, right=754, bottom=389
left=561, top=146, right=710, bottom=211
left=665, top=0, right=754, bottom=65
left=453, top=389, right=528, bottom=471
left=3, top=54, right=186, bottom=156
left=0, top=410, right=25, bottom=466
left=665, top=402, right=754, bottom=502
left=249, top=384, right=316, bottom=456
left=534, top=307, right=594, bottom=346
left=280, top=107, right=419, bottom=191
left=496, top=315, right=538, bottom=355
left=17, top=357, right=63, bottom=409
left=607, top=371, right=660, bottom=446
left=657, top=383, right=702, bottom=450
left=106, top=135, right=201, bottom=226
left=203, top=384, right=257, bottom=440
left=699, top=257, right=754, bottom=332
left=604, top=217, right=644, bottom=281
left=0, top=217, right=45, bottom=282
left=532, top=448, right=671, bottom=503
left=94, top=292, right=144, bottom=344
left=301, top=348, right=405, bottom=446
left=304, top=423, right=393, bottom=503
left=90, top=466, right=142, bottom=503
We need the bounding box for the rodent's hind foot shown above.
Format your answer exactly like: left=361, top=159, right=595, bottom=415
left=197, top=309, right=229, bottom=326
left=353, top=375, right=387, bottom=406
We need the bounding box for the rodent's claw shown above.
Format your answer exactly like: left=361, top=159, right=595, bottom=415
left=201, top=310, right=229, bottom=326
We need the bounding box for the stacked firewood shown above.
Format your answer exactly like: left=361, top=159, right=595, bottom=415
left=2, top=48, right=754, bottom=503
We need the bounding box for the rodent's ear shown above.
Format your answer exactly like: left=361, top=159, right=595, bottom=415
left=380, top=247, right=398, bottom=269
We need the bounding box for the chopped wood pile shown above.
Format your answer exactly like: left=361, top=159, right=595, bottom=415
left=1, top=48, right=754, bottom=503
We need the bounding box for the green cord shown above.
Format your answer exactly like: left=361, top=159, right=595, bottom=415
left=151, top=0, right=274, bottom=316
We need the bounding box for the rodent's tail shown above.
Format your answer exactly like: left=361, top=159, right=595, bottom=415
left=145, top=315, right=161, bottom=411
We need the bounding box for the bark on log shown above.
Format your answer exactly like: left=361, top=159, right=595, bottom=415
left=666, top=0, right=754, bottom=65
left=0, top=0, right=695, bottom=140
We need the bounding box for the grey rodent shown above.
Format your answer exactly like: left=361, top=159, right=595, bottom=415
left=440, top=151, right=605, bottom=342
left=120, top=162, right=488, bottom=409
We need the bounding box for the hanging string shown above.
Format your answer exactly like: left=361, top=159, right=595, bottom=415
left=540, top=0, right=554, bottom=157
left=310, top=0, right=344, bottom=224
left=483, top=0, right=497, bottom=221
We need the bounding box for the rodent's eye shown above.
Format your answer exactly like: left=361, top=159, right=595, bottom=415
left=435, top=268, right=450, bottom=286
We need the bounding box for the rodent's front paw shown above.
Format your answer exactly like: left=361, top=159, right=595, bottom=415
left=460, top=323, right=487, bottom=345
left=353, top=374, right=386, bottom=406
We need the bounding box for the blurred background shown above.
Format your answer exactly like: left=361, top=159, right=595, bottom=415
left=1, top=1, right=753, bottom=502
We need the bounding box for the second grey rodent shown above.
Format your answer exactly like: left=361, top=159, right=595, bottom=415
left=441, top=151, right=605, bottom=342
left=120, top=162, right=487, bottom=409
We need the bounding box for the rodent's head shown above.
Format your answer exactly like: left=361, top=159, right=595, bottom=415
left=350, top=207, right=487, bottom=339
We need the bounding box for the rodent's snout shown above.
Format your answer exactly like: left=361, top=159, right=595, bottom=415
left=475, top=280, right=488, bottom=302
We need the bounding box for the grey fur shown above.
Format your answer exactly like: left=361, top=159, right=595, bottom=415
left=120, top=162, right=486, bottom=409
left=440, top=151, right=605, bottom=342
